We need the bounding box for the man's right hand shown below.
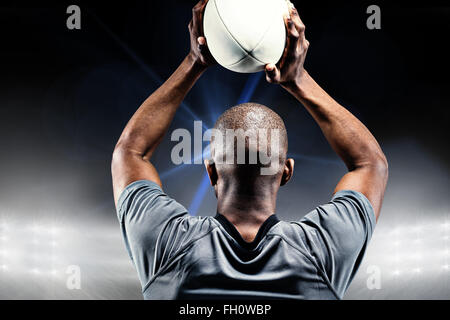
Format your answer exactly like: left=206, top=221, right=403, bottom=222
left=188, top=0, right=216, bottom=68
left=264, top=2, right=388, bottom=220
left=264, top=3, right=309, bottom=90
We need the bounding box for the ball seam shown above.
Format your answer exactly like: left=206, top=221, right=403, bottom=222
left=212, top=0, right=268, bottom=66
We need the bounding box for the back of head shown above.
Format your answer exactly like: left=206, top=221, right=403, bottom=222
left=210, top=103, right=288, bottom=181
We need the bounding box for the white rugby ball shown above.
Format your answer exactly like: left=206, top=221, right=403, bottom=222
left=204, top=0, right=289, bottom=73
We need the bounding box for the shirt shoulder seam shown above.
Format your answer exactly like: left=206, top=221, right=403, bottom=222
left=267, top=232, right=341, bottom=299
left=142, top=221, right=220, bottom=293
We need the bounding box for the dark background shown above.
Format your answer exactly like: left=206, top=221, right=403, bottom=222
left=0, top=0, right=448, bottom=299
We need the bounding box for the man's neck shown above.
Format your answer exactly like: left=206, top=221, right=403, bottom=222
left=216, top=186, right=278, bottom=243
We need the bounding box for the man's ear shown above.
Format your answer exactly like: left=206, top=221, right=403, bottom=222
left=280, top=158, right=294, bottom=186
left=204, top=159, right=218, bottom=186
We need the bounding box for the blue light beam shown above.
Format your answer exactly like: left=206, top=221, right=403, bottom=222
left=187, top=173, right=211, bottom=216
left=86, top=9, right=207, bottom=129
left=188, top=72, right=263, bottom=216
left=237, top=72, right=263, bottom=104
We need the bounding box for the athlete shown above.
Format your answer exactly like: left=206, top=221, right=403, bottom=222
left=112, top=0, right=388, bottom=299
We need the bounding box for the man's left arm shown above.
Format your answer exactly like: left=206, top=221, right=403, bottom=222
left=111, top=0, right=215, bottom=206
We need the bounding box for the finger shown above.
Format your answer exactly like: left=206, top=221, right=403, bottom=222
left=286, top=0, right=295, bottom=13
left=193, top=0, right=207, bottom=12
left=305, top=39, right=310, bottom=49
left=193, top=0, right=209, bottom=19
left=192, top=0, right=209, bottom=35
left=192, top=0, right=204, bottom=28
left=200, top=0, right=209, bottom=10
left=286, top=1, right=303, bottom=27
left=265, top=64, right=281, bottom=83
left=284, top=16, right=300, bottom=53
left=197, top=36, right=206, bottom=46
left=198, top=37, right=211, bottom=57
left=278, top=46, right=290, bottom=70
left=288, top=7, right=306, bottom=44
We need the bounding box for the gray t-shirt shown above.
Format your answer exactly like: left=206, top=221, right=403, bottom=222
left=117, top=180, right=375, bottom=300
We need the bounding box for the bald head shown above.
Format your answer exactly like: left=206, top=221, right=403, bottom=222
left=205, top=103, right=294, bottom=205
left=215, top=102, right=287, bottom=135
left=210, top=103, right=288, bottom=176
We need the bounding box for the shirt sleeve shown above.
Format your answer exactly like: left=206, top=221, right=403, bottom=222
left=116, top=180, right=189, bottom=287
left=298, top=190, right=376, bottom=298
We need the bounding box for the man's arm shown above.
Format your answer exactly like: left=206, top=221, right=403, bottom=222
left=265, top=4, right=388, bottom=220
left=111, top=0, right=215, bottom=205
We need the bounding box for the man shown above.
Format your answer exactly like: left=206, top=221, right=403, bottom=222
left=112, top=0, right=388, bottom=299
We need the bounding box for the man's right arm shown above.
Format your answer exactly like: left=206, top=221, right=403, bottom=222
left=265, top=4, right=388, bottom=220
left=287, top=71, right=388, bottom=220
